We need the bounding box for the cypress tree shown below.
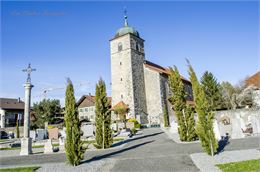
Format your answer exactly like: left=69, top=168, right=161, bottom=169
left=188, top=62, right=218, bottom=156
left=169, top=66, right=187, bottom=141
left=201, top=71, right=222, bottom=110
left=185, top=104, right=197, bottom=141
left=95, top=78, right=112, bottom=149
left=65, top=79, right=84, bottom=166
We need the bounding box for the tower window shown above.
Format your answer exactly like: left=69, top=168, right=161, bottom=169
left=121, top=94, right=123, bottom=99
left=136, top=44, right=139, bottom=51
left=120, top=78, right=123, bottom=81
left=118, top=42, right=123, bottom=52
left=120, top=62, right=122, bottom=65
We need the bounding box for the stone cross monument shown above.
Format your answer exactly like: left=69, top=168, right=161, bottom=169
left=20, top=63, right=36, bottom=155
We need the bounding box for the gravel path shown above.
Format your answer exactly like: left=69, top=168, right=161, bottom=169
left=190, top=149, right=260, bottom=172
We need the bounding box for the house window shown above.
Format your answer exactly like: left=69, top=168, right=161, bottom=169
left=118, top=42, right=123, bottom=52
left=85, top=108, right=88, bottom=112
left=121, top=78, right=123, bottom=81
left=120, top=62, right=122, bottom=65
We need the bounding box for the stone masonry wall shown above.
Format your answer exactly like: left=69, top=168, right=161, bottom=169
left=144, top=67, right=163, bottom=124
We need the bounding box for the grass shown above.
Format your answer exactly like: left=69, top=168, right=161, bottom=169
left=216, top=159, right=260, bottom=172
left=0, top=166, right=40, bottom=172
left=0, top=138, right=124, bottom=150
left=0, top=139, right=9, bottom=143
left=0, top=144, right=59, bottom=150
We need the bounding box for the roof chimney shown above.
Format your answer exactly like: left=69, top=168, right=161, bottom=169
left=18, top=97, right=20, bottom=103
left=88, top=93, right=91, bottom=96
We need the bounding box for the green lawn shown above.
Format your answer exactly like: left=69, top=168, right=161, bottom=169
left=216, top=159, right=260, bottom=172
left=0, top=144, right=59, bottom=151
left=0, top=166, right=40, bottom=172
left=0, top=139, right=9, bottom=143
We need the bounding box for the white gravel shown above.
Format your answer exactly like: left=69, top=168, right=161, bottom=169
left=190, top=149, right=260, bottom=172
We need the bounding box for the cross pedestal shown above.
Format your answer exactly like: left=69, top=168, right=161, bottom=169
left=20, top=138, right=32, bottom=155
left=20, top=82, right=34, bottom=155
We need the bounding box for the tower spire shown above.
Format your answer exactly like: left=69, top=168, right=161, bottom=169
left=124, top=8, right=128, bottom=26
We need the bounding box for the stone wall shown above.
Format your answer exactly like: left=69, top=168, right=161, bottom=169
left=144, top=67, right=163, bottom=124
left=214, top=108, right=260, bottom=139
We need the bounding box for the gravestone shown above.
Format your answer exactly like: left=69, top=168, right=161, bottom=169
left=126, top=122, right=134, bottom=129
left=59, top=137, right=65, bottom=151
left=118, top=122, right=125, bottom=130
left=59, top=128, right=66, bottom=139
left=36, top=129, right=47, bottom=140
left=48, top=128, right=59, bottom=139
left=81, top=124, right=94, bottom=138
left=250, top=115, right=260, bottom=134
left=30, top=130, right=36, bottom=141
left=213, top=120, right=221, bottom=141
left=44, top=139, right=53, bottom=154
left=231, top=116, right=245, bottom=139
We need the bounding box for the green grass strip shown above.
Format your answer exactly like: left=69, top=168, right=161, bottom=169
left=216, top=159, right=260, bottom=172
left=0, top=166, right=40, bottom=172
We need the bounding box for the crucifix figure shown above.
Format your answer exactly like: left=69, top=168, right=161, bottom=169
left=22, top=63, right=36, bottom=83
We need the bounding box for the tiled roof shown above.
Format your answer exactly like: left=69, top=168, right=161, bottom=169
left=144, top=60, right=190, bottom=83
left=246, top=71, right=260, bottom=88
left=111, top=101, right=129, bottom=110
left=0, top=98, right=24, bottom=110
left=77, top=95, right=112, bottom=108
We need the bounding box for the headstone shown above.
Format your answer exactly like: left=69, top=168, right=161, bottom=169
left=48, top=128, right=59, bottom=140
left=36, top=129, right=47, bottom=140
left=59, top=129, right=66, bottom=139
left=44, top=139, right=53, bottom=154
left=59, top=137, right=65, bottom=151
left=250, top=115, right=260, bottom=134
left=126, top=122, right=135, bottom=129
left=81, top=124, right=94, bottom=138
left=111, top=123, right=117, bottom=131
left=169, top=121, right=178, bottom=133
left=231, top=116, right=245, bottom=139
left=213, top=120, right=221, bottom=141
left=118, top=122, right=125, bottom=130
left=30, top=130, right=36, bottom=141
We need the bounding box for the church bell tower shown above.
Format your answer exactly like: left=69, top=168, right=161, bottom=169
left=110, top=12, right=147, bottom=124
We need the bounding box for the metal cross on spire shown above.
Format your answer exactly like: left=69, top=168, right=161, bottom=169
left=124, top=7, right=128, bottom=26
left=22, top=63, right=36, bottom=83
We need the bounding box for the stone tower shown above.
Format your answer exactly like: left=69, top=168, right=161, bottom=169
left=110, top=14, right=147, bottom=123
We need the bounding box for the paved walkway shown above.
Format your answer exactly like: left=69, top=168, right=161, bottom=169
left=0, top=128, right=259, bottom=172
left=191, top=149, right=260, bottom=172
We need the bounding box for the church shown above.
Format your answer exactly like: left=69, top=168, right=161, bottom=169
left=110, top=14, right=193, bottom=125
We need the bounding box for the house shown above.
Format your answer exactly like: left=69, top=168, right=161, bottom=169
left=77, top=94, right=112, bottom=123
left=0, top=98, right=24, bottom=128
left=246, top=71, right=260, bottom=107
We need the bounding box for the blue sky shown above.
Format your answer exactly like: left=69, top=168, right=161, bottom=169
left=1, top=1, right=259, bottom=105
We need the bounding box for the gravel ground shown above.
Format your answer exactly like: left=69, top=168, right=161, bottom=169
left=190, top=149, right=260, bottom=172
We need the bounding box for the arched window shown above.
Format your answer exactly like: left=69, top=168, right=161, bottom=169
left=118, top=42, right=123, bottom=52
left=136, top=44, right=139, bottom=51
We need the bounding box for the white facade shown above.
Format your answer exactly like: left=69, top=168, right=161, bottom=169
left=78, top=106, right=95, bottom=122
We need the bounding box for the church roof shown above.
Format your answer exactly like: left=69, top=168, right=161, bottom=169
left=115, top=13, right=140, bottom=38
left=246, top=71, right=260, bottom=88
left=144, top=60, right=190, bottom=83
